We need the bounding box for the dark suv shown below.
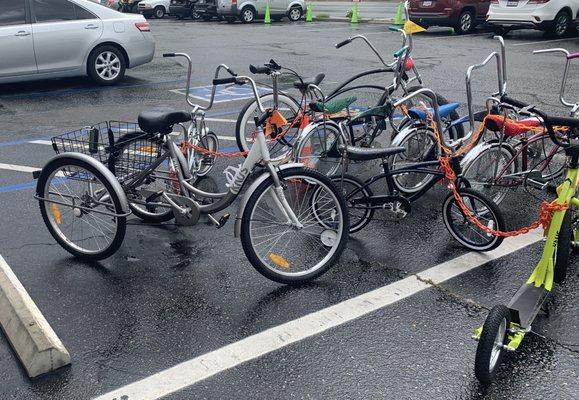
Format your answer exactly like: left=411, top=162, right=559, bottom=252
left=170, top=0, right=217, bottom=20
left=409, top=0, right=491, bottom=35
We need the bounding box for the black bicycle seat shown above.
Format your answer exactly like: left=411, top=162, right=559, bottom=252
left=343, top=145, right=405, bottom=161
left=138, top=111, right=191, bottom=134
left=293, top=73, right=325, bottom=91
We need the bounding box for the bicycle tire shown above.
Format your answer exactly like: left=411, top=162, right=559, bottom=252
left=554, top=209, right=572, bottom=284
left=442, top=188, right=505, bottom=251
left=475, top=304, right=511, bottom=385
left=108, top=132, right=174, bottom=223
left=461, top=144, right=516, bottom=206
left=240, top=167, right=349, bottom=285
left=329, top=174, right=374, bottom=233
left=235, top=93, right=300, bottom=160
left=38, top=157, right=127, bottom=260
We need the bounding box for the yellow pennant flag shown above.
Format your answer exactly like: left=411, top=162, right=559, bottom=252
left=403, top=20, right=426, bottom=34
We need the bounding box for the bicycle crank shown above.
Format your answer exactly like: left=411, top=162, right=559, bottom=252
left=163, top=193, right=200, bottom=226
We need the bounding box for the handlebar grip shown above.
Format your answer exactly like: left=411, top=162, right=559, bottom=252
left=249, top=64, right=270, bottom=74
left=335, top=39, right=351, bottom=49
left=500, top=95, right=529, bottom=109
left=213, top=77, right=238, bottom=85
left=388, top=26, right=401, bottom=32
left=529, top=108, right=569, bottom=148
left=163, top=53, right=176, bottom=57
left=393, top=47, right=406, bottom=58
left=568, top=52, right=579, bottom=60
left=227, top=67, right=237, bottom=76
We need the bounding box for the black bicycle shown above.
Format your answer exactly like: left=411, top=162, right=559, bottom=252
left=332, top=90, right=505, bottom=252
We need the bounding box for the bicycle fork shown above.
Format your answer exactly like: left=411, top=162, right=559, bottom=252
left=256, top=129, right=303, bottom=229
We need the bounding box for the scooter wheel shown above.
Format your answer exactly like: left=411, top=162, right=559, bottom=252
left=475, top=304, right=511, bottom=385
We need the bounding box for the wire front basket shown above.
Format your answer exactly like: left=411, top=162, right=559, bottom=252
left=51, top=121, right=163, bottom=182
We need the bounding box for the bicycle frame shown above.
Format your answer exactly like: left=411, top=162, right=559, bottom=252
left=345, top=158, right=449, bottom=209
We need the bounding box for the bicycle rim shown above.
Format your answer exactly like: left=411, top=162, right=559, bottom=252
left=444, top=191, right=501, bottom=250
left=246, top=173, right=346, bottom=278
left=240, top=94, right=299, bottom=161
left=392, top=129, right=438, bottom=192
left=43, top=165, right=121, bottom=256
left=297, top=124, right=344, bottom=176
left=463, top=146, right=513, bottom=205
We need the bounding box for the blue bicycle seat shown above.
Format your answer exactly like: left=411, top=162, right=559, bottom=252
left=407, top=102, right=460, bottom=121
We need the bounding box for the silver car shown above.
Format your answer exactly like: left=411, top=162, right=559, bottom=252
left=217, top=0, right=306, bottom=23
left=0, top=0, right=155, bottom=86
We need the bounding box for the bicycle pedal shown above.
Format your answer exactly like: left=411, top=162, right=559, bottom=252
left=32, top=170, right=41, bottom=179
left=208, top=213, right=230, bottom=229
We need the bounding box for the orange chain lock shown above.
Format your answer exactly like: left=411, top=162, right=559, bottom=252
left=422, top=107, right=569, bottom=237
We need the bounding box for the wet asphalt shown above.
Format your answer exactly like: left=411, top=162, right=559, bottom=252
left=0, top=18, right=578, bottom=400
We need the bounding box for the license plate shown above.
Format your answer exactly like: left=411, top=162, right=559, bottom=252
left=422, top=1, right=432, bottom=6
left=507, top=0, right=518, bottom=7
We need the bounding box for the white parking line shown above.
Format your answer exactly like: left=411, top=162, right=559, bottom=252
left=205, top=118, right=237, bottom=123
left=94, top=231, right=543, bottom=400
left=513, top=37, right=578, bottom=47
left=0, top=163, right=41, bottom=174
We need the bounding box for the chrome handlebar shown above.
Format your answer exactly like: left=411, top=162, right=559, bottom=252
left=533, top=48, right=576, bottom=109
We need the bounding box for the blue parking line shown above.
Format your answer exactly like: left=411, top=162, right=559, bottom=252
left=0, top=79, right=186, bottom=100
left=0, top=181, right=36, bottom=194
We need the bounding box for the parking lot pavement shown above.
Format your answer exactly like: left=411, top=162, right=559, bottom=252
left=0, top=20, right=578, bottom=399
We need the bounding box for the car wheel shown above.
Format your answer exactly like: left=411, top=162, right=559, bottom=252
left=241, top=7, right=256, bottom=23
left=154, top=6, right=165, bottom=19
left=88, top=45, right=126, bottom=86
left=454, top=9, right=475, bottom=35
left=288, top=6, right=302, bottom=22
left=548, top=10, right=571, bottom=38
left=191, top=9, right=202, bottom=20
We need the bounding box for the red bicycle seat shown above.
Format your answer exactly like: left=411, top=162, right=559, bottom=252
left=484, top=115, right=542, bottom=137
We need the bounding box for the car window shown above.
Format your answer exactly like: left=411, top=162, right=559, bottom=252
left=0, top=0, right=27, bottom=26
left=74, top=4, right=98, bottom=19
left=32, top=0, right=76, bottom=22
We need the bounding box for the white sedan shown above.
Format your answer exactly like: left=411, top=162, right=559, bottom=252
left=487, top=0, right=579, bottom=37
left=0, top=0, right=155, bottom=85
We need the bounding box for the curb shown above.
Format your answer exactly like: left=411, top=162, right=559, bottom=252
left=0, top=255, right=71, bottom=378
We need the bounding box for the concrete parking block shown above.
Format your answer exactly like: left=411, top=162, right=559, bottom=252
left=0, top=255, right=70, bottom=378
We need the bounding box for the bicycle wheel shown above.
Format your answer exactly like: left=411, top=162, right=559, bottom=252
left=442, top=188, right=505, bottom=251
left=240, top=167, right=349, bottom=285
left=391, top=127, right=438, bottom=193
left=528, top=138, right=566, bottom=183
left=475, top=304, right=511, bottom=385
left=109, top=133, right=175, bottom=223
left=329, top=174, right=374, bottom=233
left=37, top=157, right=127, bottom=260
left=195, top=131, right=219, bottom=177
left=235, top=93, right=300, bottom=161
left=294, top=122, right=345, bottom=176
left=461, top=144, right=515, bottom=206
left=554, top=209, right=572, bottom=284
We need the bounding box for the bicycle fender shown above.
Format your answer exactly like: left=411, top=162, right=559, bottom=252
left=292, top=120, right=344, bottom=163
left=460, top=141, right=516, bottom=171
left=36, top=152, right=130, bottom=214
left=233, top=163, right=304, bottom=238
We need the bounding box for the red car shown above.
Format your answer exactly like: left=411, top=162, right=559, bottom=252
left=409, top=0, right=491, bottom=35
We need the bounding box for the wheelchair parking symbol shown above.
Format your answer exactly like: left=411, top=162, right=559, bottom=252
left=170, top=84, right=271, bottom=103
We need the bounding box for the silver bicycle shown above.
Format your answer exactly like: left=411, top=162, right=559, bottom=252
left=36, top=65, right=350, bottom=285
